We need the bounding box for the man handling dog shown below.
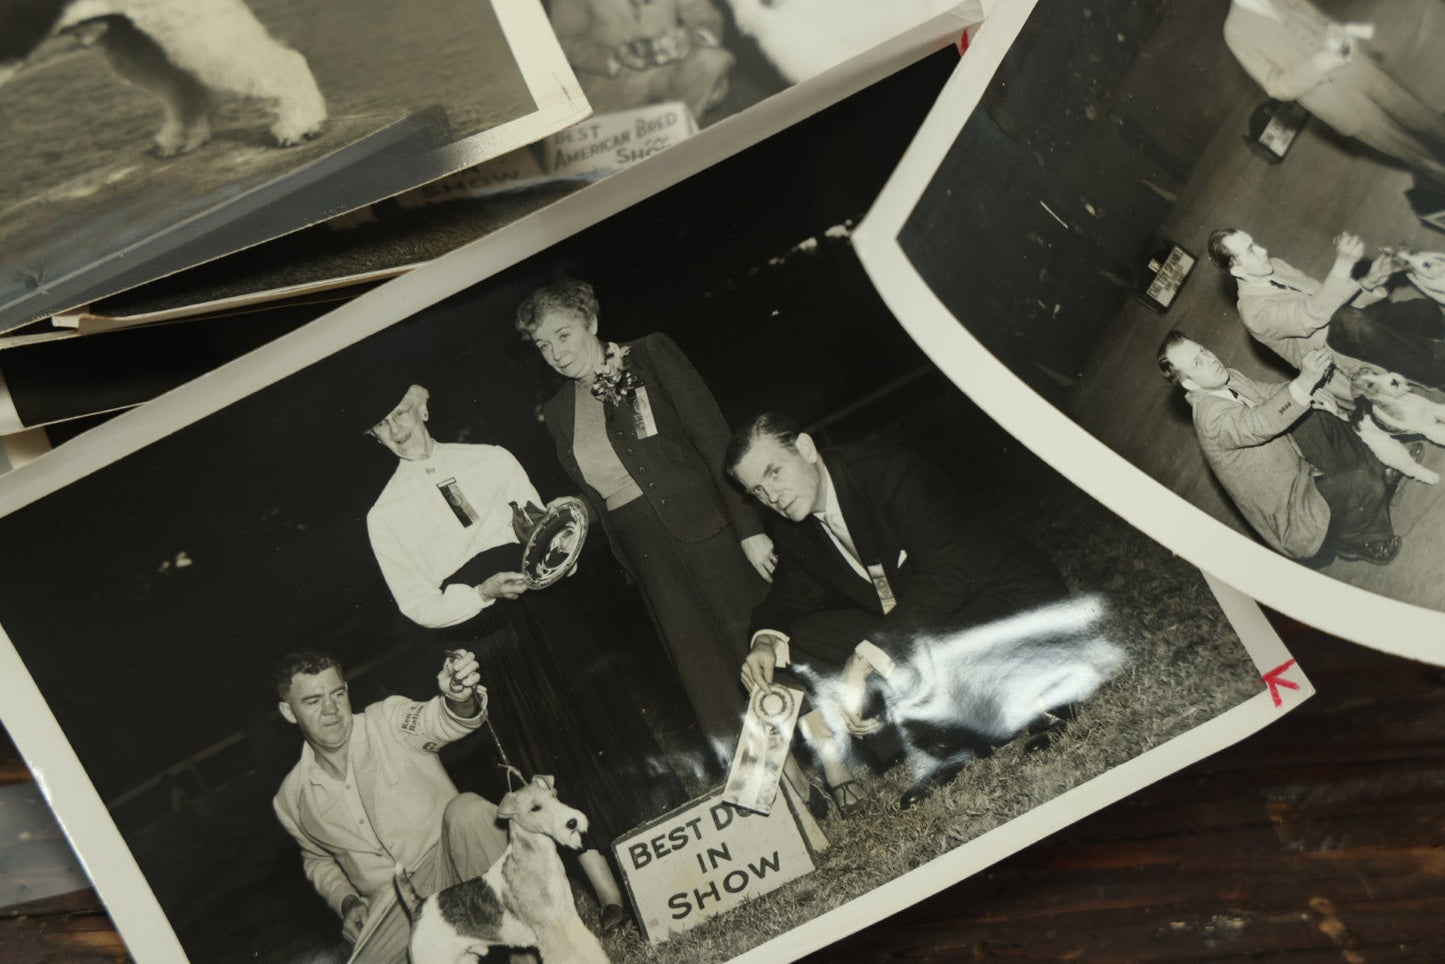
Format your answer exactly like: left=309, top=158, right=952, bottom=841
left=272, top=649, right=508, bottom=964
left=1157, top=332, right=1402, bottom=565
left=1209, top=228, right=1445, bottom=399
left=724, top=413, right=1077, bottom=812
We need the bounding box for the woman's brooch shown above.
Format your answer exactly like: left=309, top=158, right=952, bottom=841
left=589, top=343, right=642, bottom=406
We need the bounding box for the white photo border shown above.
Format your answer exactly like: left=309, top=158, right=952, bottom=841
left=852, top=0, right=1445, bottom=666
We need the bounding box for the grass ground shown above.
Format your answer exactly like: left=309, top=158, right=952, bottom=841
left=581, top=468, right=1266, bottom=963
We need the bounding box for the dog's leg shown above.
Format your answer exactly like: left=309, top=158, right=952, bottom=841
left=91, top=16, right=211, bottom=157
left=1356, top=420, right=1440, bottom=483
left=251, top=44, right=326, bottom=146
left=127, top=0, right=326, bottom=148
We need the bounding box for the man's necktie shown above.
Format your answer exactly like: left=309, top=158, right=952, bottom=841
left=822, top=511, right=862, bottom=567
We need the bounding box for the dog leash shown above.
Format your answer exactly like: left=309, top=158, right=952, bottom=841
left=446, top=649, right=528, bottom=792
left=485, top=716, right=527, bottom=792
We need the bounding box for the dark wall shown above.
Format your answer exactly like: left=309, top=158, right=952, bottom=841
left=897, top=0, right=1243, bottom=401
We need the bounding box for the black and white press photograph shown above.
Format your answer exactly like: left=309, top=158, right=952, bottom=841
left=61, top=0, right=980, bottom=328
left=0, top=58, right=1304, bottom=964
left=0, top=0, right=585, bottom=333
left=856, top=0, right=1445, bottom=661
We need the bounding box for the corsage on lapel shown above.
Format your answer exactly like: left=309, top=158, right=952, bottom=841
left=590, top=342, right=658, bottom=438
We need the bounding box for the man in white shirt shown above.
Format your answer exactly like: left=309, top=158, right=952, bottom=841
left=1157, top=331, right=1400, bottom=564
left=272, top=649, right=506, bottom=963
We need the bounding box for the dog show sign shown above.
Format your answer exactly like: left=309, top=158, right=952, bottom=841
left=614, top=787, right=818, bottom=942
left=541, top=102, right=699, bottom=180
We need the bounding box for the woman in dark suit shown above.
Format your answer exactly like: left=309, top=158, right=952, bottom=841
left=516, top=279, right=772, bottom=770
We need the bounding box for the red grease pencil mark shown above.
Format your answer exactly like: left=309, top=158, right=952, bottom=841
left=1262, top=659, right=1299, bottom=707
left=958, top=29, right=970, bottom=55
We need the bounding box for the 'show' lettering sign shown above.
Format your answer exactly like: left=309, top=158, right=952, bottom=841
left=613, top=786, right=817, bottom=942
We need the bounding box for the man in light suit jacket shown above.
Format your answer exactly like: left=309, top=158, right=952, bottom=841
left=1157, top=331, right=1400, bottom=565
left=272, top=649, right=506, bottom=964
left=1223, top=0, right=1445, bottom=182
left=1208, top=228, right=1445, bottom=396
left=725, top=413, right=1070, bottom=809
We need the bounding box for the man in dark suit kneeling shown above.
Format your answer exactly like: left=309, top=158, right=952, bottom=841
left=723, top=413, right=1071, bottom=811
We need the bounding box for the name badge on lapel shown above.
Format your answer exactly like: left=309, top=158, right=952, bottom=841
left=631, top=386, right=658, bottom=439
left=436, top=478, right=479, bottom=527
left=867, top=563, right=896, bottom=614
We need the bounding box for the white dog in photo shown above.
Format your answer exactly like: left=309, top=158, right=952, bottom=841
left=1349, top=366, right=1445, bottom=485
left=1, top=0, right=326, bottom=158
left=1390, top=248, right=1445, bottom=306
left=727, top=0, right=965, bottom=84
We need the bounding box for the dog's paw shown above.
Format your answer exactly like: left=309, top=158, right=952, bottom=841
left=267, top=52, right=327, bottom=147
left=152, top=118, right=212, bottom=158
left=1414, top=466, right=1440, bottom=485
left=270, top=108, right=326, bottom=148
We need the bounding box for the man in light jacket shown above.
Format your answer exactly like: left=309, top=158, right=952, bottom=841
left=1157, top=331, right=1400, bottom=565
left=272, top=649, right=506, bottom=963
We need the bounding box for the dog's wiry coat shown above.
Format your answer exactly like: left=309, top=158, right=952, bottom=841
left=1349, top=366, right=1445, bottom=484
left=398, top=775, right=610, bottom=964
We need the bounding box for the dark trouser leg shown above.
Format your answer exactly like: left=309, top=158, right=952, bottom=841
left=1314, top=466, right=1394, bottom=548
left=1328, top=303, right=1445, bottom=388
left=1293, top=413, right=1395, bottom=549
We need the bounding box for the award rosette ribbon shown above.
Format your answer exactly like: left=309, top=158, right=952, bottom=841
left=723, top=683, right=805, bottom=815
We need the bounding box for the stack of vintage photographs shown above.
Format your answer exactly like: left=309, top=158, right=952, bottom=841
left=0, top=0, right=965, bottom=447
left=2, top=0, right=1442, bottom=960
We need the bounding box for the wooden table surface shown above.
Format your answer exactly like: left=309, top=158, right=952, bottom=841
left=3, top=614, right=1442, bottom=962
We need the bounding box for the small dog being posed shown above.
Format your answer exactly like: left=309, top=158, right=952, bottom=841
left=1349, top=365, right=1445, bottom=485
left=1389, top=248, right=1445, bottom=306
left=864, top=597, right=1126, bottom=779
left=0, top=0, right=326, bottom=158
left=727, top=0, right=963, bottom=84
left=396, top=775, right=611, bottom=964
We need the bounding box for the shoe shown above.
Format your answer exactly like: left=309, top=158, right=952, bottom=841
left=599, top=903, right=631, bottom=938
left=828, top=780, right=867, bottom=818
left=805, top=782, right=830, bottom=822
left=1334, top=535, right=1402, bottom=565
left=898, top=759, right=969, bottom=810
left=1023, top=714, right=1069, bottom=753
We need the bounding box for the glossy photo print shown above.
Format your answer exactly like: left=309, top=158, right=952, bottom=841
left=0, top=57, right=1306, bottom=964
left=43, top=1, right=982, bottom=329
left=0, top=0, right=585, bottom=334
left=856, top=0, right=1445, bottom=663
